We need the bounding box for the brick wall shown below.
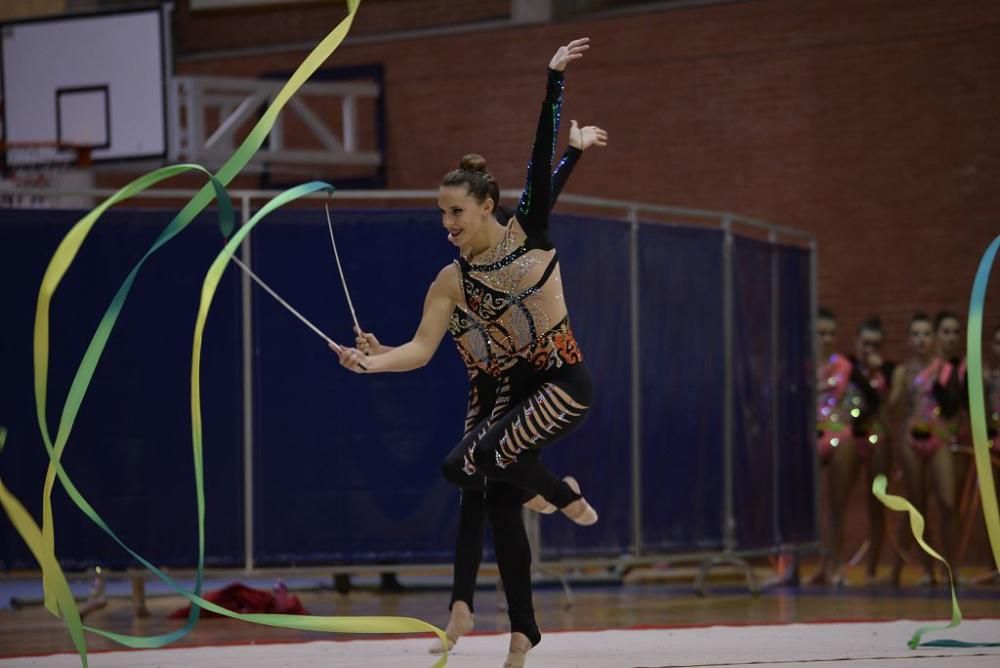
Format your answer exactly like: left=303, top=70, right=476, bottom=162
left=173, top=0, right=1000, bottom=357
left=173, top=0, right=511, bottom=55
left=163, top=0, right=1000, bottom=564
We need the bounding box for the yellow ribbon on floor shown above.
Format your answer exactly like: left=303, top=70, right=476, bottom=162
left=0, top=0, right=449, bottom=664
left=871, top=474, right=961, bottom=648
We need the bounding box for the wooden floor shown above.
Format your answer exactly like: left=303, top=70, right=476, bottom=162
left=2, top=563, right=998, bottom=660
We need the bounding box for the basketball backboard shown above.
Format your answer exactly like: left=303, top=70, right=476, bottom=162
left=1, top=7, right=167, bottom=166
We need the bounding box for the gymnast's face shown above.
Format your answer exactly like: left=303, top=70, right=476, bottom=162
left=817, top=317, right=837, bottom=358
left=908, top=320, right=934, bottom=357
left=935, top=316, right=961, bottom=359
left=438, top=185, right=494, bottom=249
left=855, top=328, right=883, bottom=366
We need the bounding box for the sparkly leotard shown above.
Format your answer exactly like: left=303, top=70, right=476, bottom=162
left=817, top=353, right=853, bottom=462
left=844, top=356, right=892, bottom=461
left=448, top=69, right=585, bottom=382
left=904, top=358, right=957, bottom=458
left=454, top=144, right=581, bottom=436
left=438, top=67, right=593, bottom=649
left=442, top=80, right=584, bottom=617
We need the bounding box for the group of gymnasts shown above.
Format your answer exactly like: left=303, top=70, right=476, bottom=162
left=814, top=308, right=1000, bottom=587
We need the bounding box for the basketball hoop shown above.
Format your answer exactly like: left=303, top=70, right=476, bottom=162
left=0, top=141, right=94, bottom=208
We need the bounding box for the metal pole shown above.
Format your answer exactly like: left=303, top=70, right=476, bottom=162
left=240, top=194, right=255, bottom=572
left=769, top=231, right=781, bottom=546
left=722, top=218, right=735, bottom=552
left=628, top=206, right=643, bottom=558
left=161, top=3, right=179, bottom=162
left=808, top=238, right=821, bottom=545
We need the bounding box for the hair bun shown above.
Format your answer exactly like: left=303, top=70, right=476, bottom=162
left=459, top=153, right=488, bottom=173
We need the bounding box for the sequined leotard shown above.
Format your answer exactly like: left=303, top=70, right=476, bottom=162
left=439, top=67, right=594, bottom=648
left=903, top=357, right=959, bottom=458
left=446, top=145, right=582, bottom=615
left=845, top=356, right=893, bottom=461
left=816, top=353, right=852, bottom=462
left=454, top=144, right=582, bottom=440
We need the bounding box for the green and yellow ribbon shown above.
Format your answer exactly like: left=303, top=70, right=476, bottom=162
left=0, top=0, right=448, bottom=664
left=872, top=233, right=1000, bottom=649
left=963, top=234, right=1000, bottom=573
left=872, top=474, right=962, bottom=648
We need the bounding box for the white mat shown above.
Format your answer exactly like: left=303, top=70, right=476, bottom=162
left=3, top=619, right=999, bottom=667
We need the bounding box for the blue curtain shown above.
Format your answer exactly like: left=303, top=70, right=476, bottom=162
left=0, top=207, right=816, bottom=569
left=731, top=236, right=777, bottom=548
left=250, top=209, right=467, bottom=564
left=775, top=245, right=815, bottom=543
left=539, top=215, right=632, bottom=558
left=638, top=225, right=725, bottom=552
left=0, top=210, right=244, bottom=570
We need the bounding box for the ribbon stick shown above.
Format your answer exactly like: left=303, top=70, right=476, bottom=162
left=230, top=255, right=343, bottom=352
left=325, top=201, right=363, bottom=334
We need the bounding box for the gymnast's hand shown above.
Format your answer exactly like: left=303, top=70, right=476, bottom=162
left=549, top=37, right=589, bottom=72
left=333, top=344, right=370, bottom=373
left=354, top=327, right=382, bottom=355
left=569, top=120, right=608, bottom=151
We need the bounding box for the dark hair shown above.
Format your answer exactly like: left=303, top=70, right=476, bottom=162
left=818, top=306, right=836, bottom=322
left=909, top=311, right=931, bottom=329
left=857, top=315, right=883, bottom=335
left=441, top=154, right=500, bottom=210
left=933, top=310, right=961, bottom=331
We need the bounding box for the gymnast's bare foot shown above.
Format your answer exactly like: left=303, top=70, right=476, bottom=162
left=429, top=600, right=474, bottom=654
left=560, top=476, right=598, bottom=526
left=523, top=494, right=556, bottom=514
left=503, top=631, right=533, bottom=667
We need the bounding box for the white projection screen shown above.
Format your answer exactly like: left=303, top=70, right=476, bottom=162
left=1, top=8, right=166, bottom=165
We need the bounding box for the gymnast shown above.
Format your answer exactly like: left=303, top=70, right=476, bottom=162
left=334, top=38, right=600, bottom=667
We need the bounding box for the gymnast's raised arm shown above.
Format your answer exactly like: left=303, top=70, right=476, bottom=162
left=513, top=38, right=589, bottom=242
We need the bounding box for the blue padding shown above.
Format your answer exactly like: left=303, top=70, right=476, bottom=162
left=775, top=246, right=816, bottom=543
left=638, top=225, right=725, bottom=552
left=539, top=214, right=633, bottom=559
left=1, top=207, right=816, bottom=569
left=732, top=236, right=778, bottom=548
left=0, top=209, right=244, bottom=570
left=250, top=209, right=467, bottom=565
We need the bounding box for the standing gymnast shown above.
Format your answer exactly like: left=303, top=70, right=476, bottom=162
left=847, top=317, right=895, bottom=584
left=335, top=38, right=598, bottom=667
left=813, top=307, right=856, bottom=585
left=888, top=312, right=962, bottom=586
left=351, top=118, right=607, bottom=653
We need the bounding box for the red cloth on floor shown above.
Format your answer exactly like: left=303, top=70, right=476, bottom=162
left=169, top=582, right=308, bottom=618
